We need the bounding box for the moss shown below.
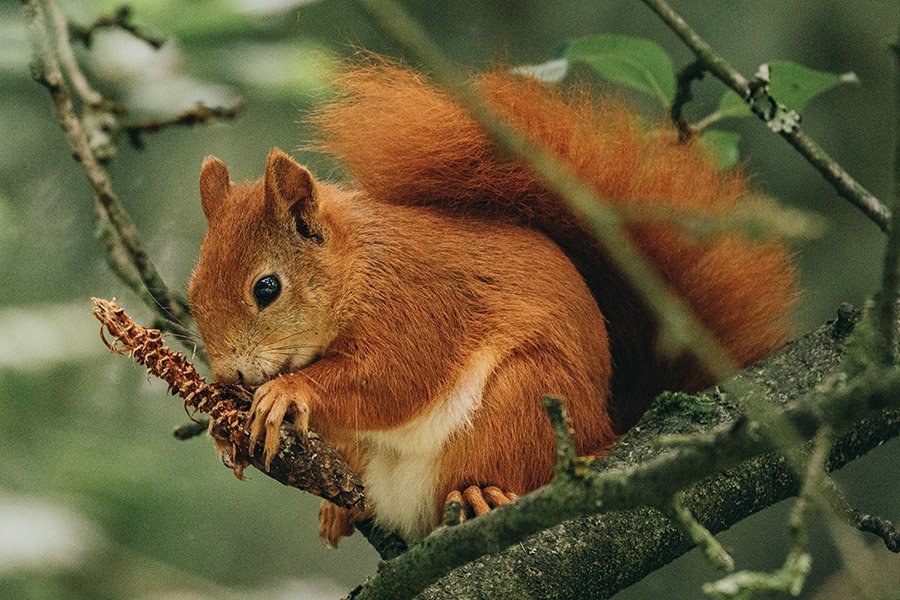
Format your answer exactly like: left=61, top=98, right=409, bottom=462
left=640, top=391, right=719, bottom=424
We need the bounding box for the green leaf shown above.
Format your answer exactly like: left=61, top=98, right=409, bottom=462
left=715, top=91, right=752, bottom=120
left=699, top=130, right=741, bottom=170
left=767, top=59, right=859, bottom=112
left=563, top=35, right=676, bottom=106
left=714, top=60, right=858, bottom=121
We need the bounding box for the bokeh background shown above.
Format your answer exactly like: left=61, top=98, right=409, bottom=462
left=1, top=0, right=898, bottom=598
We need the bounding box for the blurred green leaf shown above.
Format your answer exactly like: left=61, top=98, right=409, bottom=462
left=716, top=90, right=753, bottom=120
left=563, top=35, right=676, bottom=106
left=223, top=41, right=338, bottom=100
left=699, top=129, right=741, bottom=170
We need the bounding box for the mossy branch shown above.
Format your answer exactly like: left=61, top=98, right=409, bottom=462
left=363, top=310, right=900, bottom=600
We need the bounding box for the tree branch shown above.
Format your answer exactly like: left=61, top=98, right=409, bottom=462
left=372, top=309, right=900, bottom=599
left=68, top=4, right=164, bottom=49
left=90, top=297, right=407, bottom=558
left=22, top=0, right=196, bottom=346
left=124, top=101, right=243, bottom=150
left=639, top=0, right=890, bottom=231
left=91, top=298, right=366, bottom=509
left=670, top=59, right=706, bottom=141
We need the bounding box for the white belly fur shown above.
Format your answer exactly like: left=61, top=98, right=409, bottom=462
left=360, top=348, right=496, bottom=542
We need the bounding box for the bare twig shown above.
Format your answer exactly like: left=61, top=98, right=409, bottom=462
left=670, top=59, right=706, bottom=141
left=640, top=0, right=890, bottom=231
left=23, top=0, right=196, bottom=348
left=124, top=101, right=243, bottom=150
left=823, top=476, right=900, bottom=553
left=873, top=37, right=900, bottom=363
left=46, top=0, right=102, bottom=106
left=664, top=493, right=734, bottom=573
left=173, top=418, right=209, bottom=440
left=68, top=4, right=164, bottom=49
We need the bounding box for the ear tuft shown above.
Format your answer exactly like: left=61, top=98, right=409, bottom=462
left=264, top=148, right=320, bottom=240
left=199, top=156, right=231, bottom=221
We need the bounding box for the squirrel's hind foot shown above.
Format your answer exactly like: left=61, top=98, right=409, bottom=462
left=443, top=485, right=518, bottom=525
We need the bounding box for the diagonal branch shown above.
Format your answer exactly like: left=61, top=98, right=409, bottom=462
left=90, top=297, right=407, bottom=559
left=90, top=298, right=366, bottom=510
left=351, top=308, right=900, bottom=600
left=639, top=0, right=890, bottom=231
left=404, top=309, right=900, bottom=599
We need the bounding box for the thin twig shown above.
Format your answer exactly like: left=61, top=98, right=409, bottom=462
left=124, top=101, right=243, bottom=150
left=173, top=418, right=209, bottom=440
left=670, top=59, right=706, bottom=141
left=873, top=38, right=900, bottom=363
left=640, top=0, right=890, bottom=231
left=664, top=493, right=734, bottom=573
left=46, top=0, right=102, bottom=106
left=822, top=476, right=900, bottom=553
left=355, top=0, right=737, bottom=382
left=23, top=0, right=196, bottom=348
left=68, top=4, right=164, bottom=49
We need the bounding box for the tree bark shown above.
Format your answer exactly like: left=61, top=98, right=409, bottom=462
left=415, top=306, right=899, bottom=599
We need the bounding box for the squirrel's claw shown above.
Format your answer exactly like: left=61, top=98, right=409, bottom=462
left=248, top=376, right=311, bottom=470
left=444, top=485, right=518, bottom=524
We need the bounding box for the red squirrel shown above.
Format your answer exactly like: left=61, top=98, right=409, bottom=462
left=187, top=61, right=796, bottom=545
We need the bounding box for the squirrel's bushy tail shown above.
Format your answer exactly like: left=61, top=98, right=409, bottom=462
left=311, top=60, right=796, bottom=430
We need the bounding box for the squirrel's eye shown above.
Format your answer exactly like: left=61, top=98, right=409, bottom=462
left=253, top=274, right=281, bottom=309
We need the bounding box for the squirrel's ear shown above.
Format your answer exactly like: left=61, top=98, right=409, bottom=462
left=199, top=156, right=231, bottom=221
left=264, top=148, right=321, bottom=241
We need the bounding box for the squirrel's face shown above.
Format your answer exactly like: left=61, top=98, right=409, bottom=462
left=188, top=149, right=343, bottom=387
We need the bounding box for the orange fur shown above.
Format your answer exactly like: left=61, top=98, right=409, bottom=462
left=311, top=62, right=796, bottom=430
left=188, top=61, right=796, bottom=543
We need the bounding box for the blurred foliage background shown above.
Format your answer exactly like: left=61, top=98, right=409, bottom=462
left=1, top=0, right=898, bottom=598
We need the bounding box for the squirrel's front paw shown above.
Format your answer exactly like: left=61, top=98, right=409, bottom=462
left=248, top=376, right=311, bottom=470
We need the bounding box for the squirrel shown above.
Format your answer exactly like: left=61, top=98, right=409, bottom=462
left=187, top=60, right=796, bottom=545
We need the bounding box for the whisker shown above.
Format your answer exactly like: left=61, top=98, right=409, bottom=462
left=260, top=328, right=315, bottom=347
